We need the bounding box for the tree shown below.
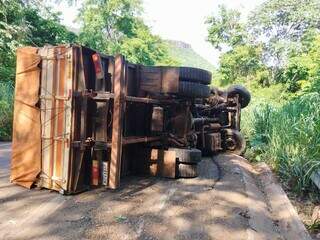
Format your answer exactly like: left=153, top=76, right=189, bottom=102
left=77, top=0, right=175, bottom=65
left=0, top=0, right=28, bottom=81
left=248, top=0, right=320, bottom=66
left=0, top=0, right=77, bottom=82
left=282, top=33, right=320, bottom=92
left=120, top=22, right=175, bottom=65
left=206, top=5, right=246, bottom=50
left=78, top=0, right=141, bottom=53
left=206, top=5, right=267, bottom=86
left=23, top=7, right=77, bottom=46
left=218, top=44, right=264, bottom=86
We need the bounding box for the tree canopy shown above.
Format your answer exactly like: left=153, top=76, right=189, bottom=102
left=206, top=5, right=245, bottom=50
left=248, top=0, right=320, bottom=66
left=77, top=0, right=175, bottom=65
left=0, top=0, right=77, bottom=82
left=206, top=0, right=320, bottom=91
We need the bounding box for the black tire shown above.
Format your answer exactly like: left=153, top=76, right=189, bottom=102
left=178, top=67, right=212, bottom=85
left=178, top=163, right=198, bottom=178
left=169, top=148, right=202, bottom=164
left=223, top=129, right=246, bottom=155
left=227, top=85, right=251, bottom=108
left=179, top=81, right=210, bottom=98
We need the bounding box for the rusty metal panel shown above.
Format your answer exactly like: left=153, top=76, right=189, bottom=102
left=140, top=66, right=179, bottom=94
left=39, top=46, right=73, bottom=192
left=140, top=66, right=162, bottom=93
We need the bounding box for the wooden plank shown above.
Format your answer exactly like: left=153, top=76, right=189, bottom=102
left=162, top=150, right=177, bottom=178
left=149, top=149, right=177, bottom=178
left=109, top=55, right=125, bottom=189
left=39, top=47, right=49, bottom=186
left=40, top=46, right=55, bottom=189
left=54, top=46, right=64, bottom=187
left=62, top=47, right=73, bottom=190
left=49, top=47, right=57, bottom=189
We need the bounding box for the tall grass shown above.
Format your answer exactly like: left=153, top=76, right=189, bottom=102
left=0, top=81, right=14, bottom=141
left=242, top=92, right=320, bottom=195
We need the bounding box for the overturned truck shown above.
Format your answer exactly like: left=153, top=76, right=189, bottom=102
left=10, top=45, right=250, bottom=194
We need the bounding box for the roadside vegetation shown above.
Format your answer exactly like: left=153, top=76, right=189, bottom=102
left=206, top=0, right=320, bottom=197
left=0, top=81, right=13, bottom=140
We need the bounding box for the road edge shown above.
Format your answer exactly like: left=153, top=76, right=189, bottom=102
left=255, top=162, right=312, bottom=240
left=225, top=154, right=282, bottom=240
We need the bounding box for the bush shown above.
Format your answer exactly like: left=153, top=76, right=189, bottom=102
left=242, top=92, right=320, bottom=195
left=0, top=81, right=14, bottom=141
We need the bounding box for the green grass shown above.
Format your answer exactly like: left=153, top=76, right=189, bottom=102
left=0, top=81, right=14, bottom=141
left=242, top=88, right=320, bottom=195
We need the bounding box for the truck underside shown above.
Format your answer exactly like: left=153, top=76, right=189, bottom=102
left=10, top=45, right=250, bottom=194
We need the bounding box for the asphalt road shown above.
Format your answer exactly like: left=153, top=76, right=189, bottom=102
left=0, top=142, right=301, bottom=240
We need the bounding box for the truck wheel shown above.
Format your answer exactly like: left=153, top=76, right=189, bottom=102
left=178, top=67, right=212, bottom=85
left=169, top=148, right=202, bottom=164
left=224, top=129, right=246, bottom=156
left=179, top=81, right=210, bottom=98
left=178, top=163, right=198, bottom=178
left=227, top=85, right=251, bottom=108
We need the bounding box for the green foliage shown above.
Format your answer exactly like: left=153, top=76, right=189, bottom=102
left=78, top=0, right=175, bottom=65
left=23, top=8, right=77, bottom=46
left=78, top=0, right=142, bottom=53
left=0, top=0, right=77, bottom=82
left=248, top=0, right=320, bottom=65
left=282, top=56, right=312, bottom=92
left=120, top=23, right=175, bottom=65
left=207, top=1, right=320, bottom=89
left=206, top=5, right=245, bottom=50
left=218, top=44, right=264, bottom=86
left=242, top=93, right=320, bottom=195
left=0, top=0, right=28, bottom=82
left=249, top=0, right=320, bottom=43
left=278, top=34, right=320, bottom=93
left=0, top=81, right=13, bottom=140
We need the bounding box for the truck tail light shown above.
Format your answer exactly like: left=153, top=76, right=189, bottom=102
left=92, top=53, right=104, bottom=80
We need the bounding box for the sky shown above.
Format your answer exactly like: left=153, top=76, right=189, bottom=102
left=56, top=0, right=265, bottom=67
